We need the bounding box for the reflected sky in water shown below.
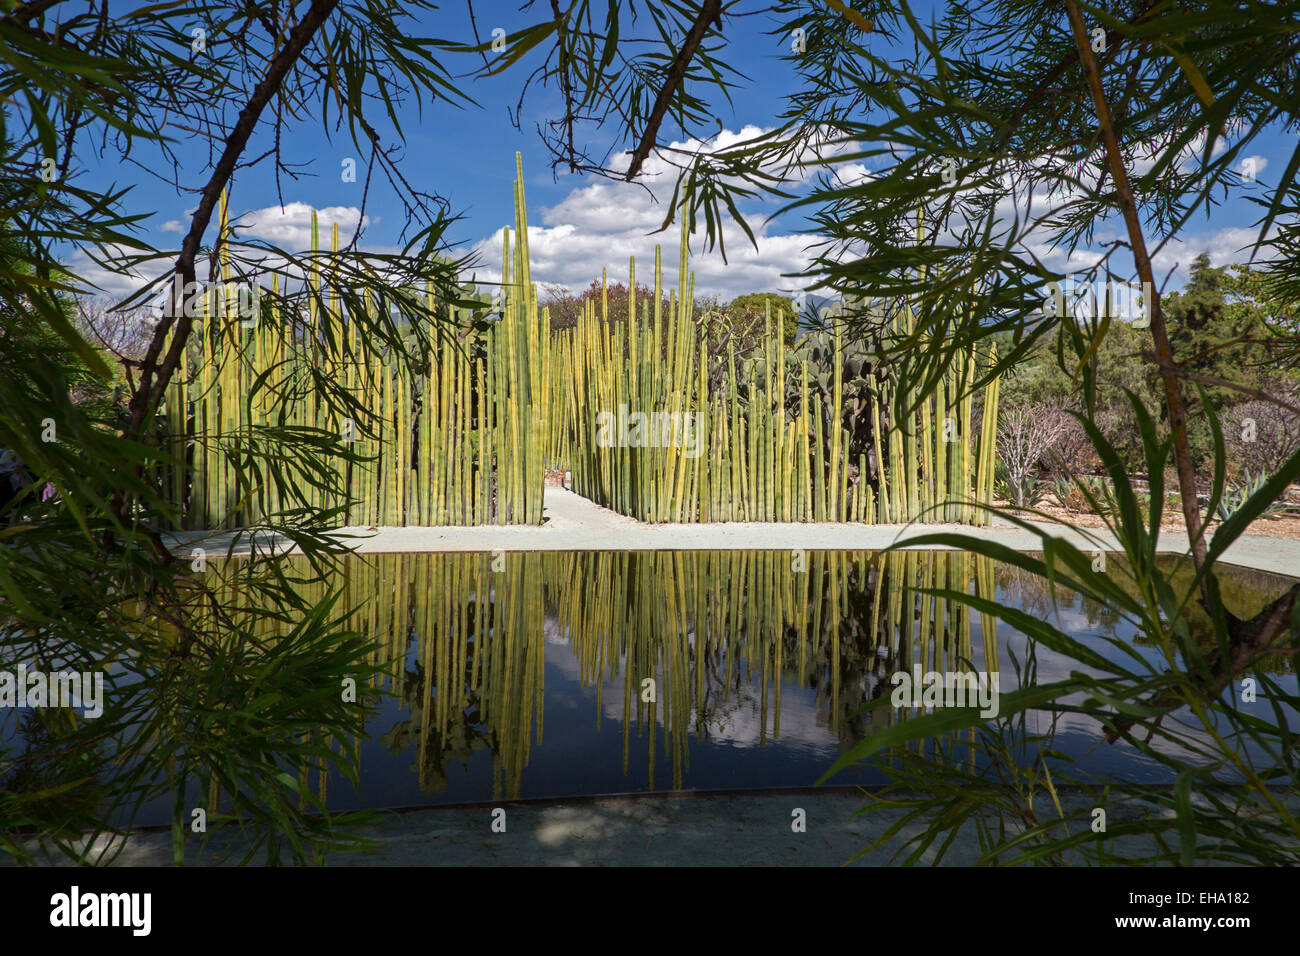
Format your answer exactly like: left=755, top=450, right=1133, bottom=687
left=12, top=549, right=1288, bottom=825
left=270, top=550, right=1298, bottom=814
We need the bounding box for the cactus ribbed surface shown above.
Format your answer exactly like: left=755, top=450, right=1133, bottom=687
left=550, top=215, right=1001, bottom=525
left=162, top=157, right=999, bottom=529
left=162, top=155, right=546, bottom=529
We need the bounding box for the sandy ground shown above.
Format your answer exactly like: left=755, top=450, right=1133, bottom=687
left=1024, top=499, right=1300, bottom=541
left=165, top=486, right=1300, bottom=578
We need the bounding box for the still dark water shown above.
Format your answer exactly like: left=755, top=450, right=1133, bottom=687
left=172, top=548, right=1296, bottom=819
left=21, top=548, right=1283, bottom=829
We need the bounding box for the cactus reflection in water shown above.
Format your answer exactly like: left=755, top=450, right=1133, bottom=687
left=201, top=549, right=998, bottom=802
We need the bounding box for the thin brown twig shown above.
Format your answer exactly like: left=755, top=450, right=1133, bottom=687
left=2, top=0, right=64, bottom=26
left=115, top=0, right=343, bottom=557
left=464, top=0, right=493, bottom=70
left=549, top=0, right=578, bottom=173
left=1064, top=0, right=1208, bottom=573
left=624, top=0, right=724, bottom=182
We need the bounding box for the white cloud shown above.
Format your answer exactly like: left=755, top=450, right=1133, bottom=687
left=59, top=202, right=377, bottom=306
left=63, top=245, right=157, bottom=304
left=466, top=217, right=819, bottom=303
left=1150, top=224, right=1281, bottom=284
left=233, top=201, right=372, bottom=249
left=832, top=163, right=873, bottom=187
left=904, top=137, right=1293, bottom=293
left=1014, top=222, right=1281, bottom=292
left=465, top=126, right=857, bottom=301
left=1240, top=154, right=1267, bottom=181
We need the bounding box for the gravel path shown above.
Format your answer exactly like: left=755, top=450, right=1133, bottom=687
left=168, top=487, right=1300, bottom=577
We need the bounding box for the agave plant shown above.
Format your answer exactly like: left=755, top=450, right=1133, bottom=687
left=1216, top=469, right=1294, bottom=522
left=994, top=459, right=1048, bottom=509
left=1051, top=474, right=1086, bottom=512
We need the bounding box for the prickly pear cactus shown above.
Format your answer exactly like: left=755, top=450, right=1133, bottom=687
left=791, top=325, right=885, bottom=485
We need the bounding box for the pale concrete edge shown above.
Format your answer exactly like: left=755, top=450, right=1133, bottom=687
left=162, top=490, right=1300, bottom=579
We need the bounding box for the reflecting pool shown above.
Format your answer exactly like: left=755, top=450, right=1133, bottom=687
left=176, top=549, right=1297, bottom=817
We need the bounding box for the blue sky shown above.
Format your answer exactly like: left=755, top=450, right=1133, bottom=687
left=74, top=2, right=1291, bottom=307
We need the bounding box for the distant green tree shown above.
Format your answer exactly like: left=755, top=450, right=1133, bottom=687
left=1222, top=262, right=1300, bottom=372
left=1166, top=254, right=1280, bottom=465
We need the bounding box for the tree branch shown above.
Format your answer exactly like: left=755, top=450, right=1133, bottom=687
left=110, top=0, right=341, bottom=554
left=126, top=0, right=342, bottom=444
left=548, top=0, right=579, bottom=173
left=1065, top=2, right=1299, bottom=745
left=2, top=0, right=64, bottom=26
left=1106, top=582, right=1300, bottom=742
left=624, top=0, right=723, bottom=182
left=1064, top=0, right=1209, bottom=573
